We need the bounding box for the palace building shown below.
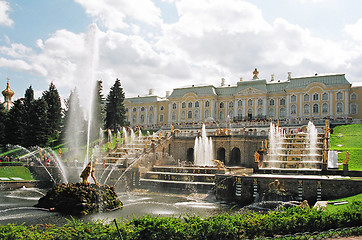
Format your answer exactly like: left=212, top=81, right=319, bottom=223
left=124, top=69, right=362, bottom=128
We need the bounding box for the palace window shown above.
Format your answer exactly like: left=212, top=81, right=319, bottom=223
left=337, top=102, right=343, bottom=113
left=188, top=102, right=193, bottom=108
left=159, top=114, right=164, bottom=122
left=269, top=99, right=275, bottom=106
left=172, top=103, right=176, bottom=109
left=149, top=114, right=153, bottom=123
left=132, top=115, right=136, bottom=123
left=322, top=92, right=328, bottom=101
left=350, top=103, right=357, bottom=114
left=257, top=108, right=263, bottom=116
left=194, top=110, right=199, bottom=119
left=350, top=93, right=357, bottom=100
left=229, top=101, right=234, bottom=108
left=126, top=108, right=129, bottom=112
left=291, top=95, right=297, bottom=102
left=238, top=100, right=243, bottom=106
left=280, top=108, right=286, bottom=117
left=291, top=105, right=297, bottom=114
left=322, top=103, right=328, bottom=113
left=150, top=106, right=154, bottom=111
left=220, top=102, right=224, bottom=108
left=160, top=106, right=164, bottom=111
left=195, top=101, right=199, bottom=107
left=237, top=109, right=242, bottom=118
left=269, top=108, right=274, bottom=117
left=229, top=111, right=234, bottom=118
left=141, top=107, right=145, bottom=111
left=188, top=111, right=192, bottom=119
left=280, top=98, right=286, bottom=106
left=205, top=110, right=210, bottom=119
left=181, top=111, right=186, bottom=120
left=303, top=104, right=310, bottom=114
left=337, top=92, right=343, bottom=100
left=313, top=93, right=319, bottom=101
left=182, top=102, right=186, bottom=108
left=247, top=109, right=253, bottom=115
left=304, top=94, right=310, bottom=102
left=313, top=103, right=319, bottom=113
left=133, top=107, right=137, bottom=112
left=171, top=112, right=176, bottom=120
left=140, top=115, right=144, bottom=122
left=205, top=101, right=210, bottom=107
left=219, top=111, right=224, bottom=120
left=258, top=99, right=263, bottom=106
left=247, top=99, right=253, bottom=106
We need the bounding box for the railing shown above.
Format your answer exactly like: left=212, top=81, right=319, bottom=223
left=255, top=226, right=362, bottom=240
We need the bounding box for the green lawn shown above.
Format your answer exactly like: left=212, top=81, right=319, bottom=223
left=327, top=193, right=362, bottom=212
left=329, top=124, right=362, bottom=171
left=0, top=166, right=34, bottom=180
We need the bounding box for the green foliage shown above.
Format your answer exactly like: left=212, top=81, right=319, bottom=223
left=329, top=124, right=362, bottom=170
left=105, top=78, right=126, bottom=132
left=42, top=83, right=62, bottom=142
left=1, top=201, right=361, bottom=239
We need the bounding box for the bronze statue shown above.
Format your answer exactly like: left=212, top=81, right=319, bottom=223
left=344, top=151, right=350, bottom=164
left=254, top=151, right=260, bottom=163
left=212, top=160, right=226, bottom=170
left=80, top=158, right=98, bottom=185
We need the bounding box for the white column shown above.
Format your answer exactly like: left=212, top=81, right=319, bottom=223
left=243, top=98, right=246, bottom=117
left=329, top=91, right=333, bottom=116
left=286, top=95, right=289, bottom=119
left=263, top=97, right=267, bottom=116
left=178, top=102, right=181, bottom=122
left=167, top=103, right=171, bottom=124
left=154, top=106, right=157, bottom=124
left=211, top=99, right=215, bottom=119
left=299, top=95, right=303, bottom=117
left=345, top=90, right=349, bottom=115
left=234, top=99, right=238, bottom=118
left=276, top=98, right=279, bottom=119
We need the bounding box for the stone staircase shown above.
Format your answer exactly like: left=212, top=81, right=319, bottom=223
left=139, top=166, right=222, bottom=193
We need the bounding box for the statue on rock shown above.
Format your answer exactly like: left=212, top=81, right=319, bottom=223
left=80, top=158, right=98, bottom=185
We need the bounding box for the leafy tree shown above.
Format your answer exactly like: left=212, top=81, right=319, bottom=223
left=42, top=82, right=62, bottom=142
left=105, top=78, right=126, bottom=132
left=26, top=98, right=49, bottom=147
left=0, top=104, right=6, bottom=145
left=5, top=99, right=26, bottom=145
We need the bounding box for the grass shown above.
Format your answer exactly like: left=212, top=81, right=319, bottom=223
left=329, top=124, right=362, bottom=171
left=0, top=166, right=34, bottom=180
left=327, top=193, right=362, bottom=212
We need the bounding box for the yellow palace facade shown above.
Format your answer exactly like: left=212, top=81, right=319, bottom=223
left=124, top=70, right=362, bottom=128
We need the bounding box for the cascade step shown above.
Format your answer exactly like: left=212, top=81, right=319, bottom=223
left=139, top=178, right=215, bottom=193
left=145, top=171, right=216, bottom=183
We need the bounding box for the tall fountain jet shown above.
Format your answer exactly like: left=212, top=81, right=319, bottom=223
left=194, top=124, right=214, bottom=166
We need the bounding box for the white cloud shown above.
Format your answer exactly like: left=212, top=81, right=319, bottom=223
left=344, top=18, right=362, bottom=42
left=75, top=0, right=162, bottom=30
left=0, top=1, right=13, bottom=26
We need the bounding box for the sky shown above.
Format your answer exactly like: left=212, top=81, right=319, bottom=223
left=0, top=0, right=362, bottom=107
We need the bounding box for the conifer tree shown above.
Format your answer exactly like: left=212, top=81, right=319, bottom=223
left=42, top=82, right=62, bottom=142
left=105, top=78, right=126, bottom=132
left=5, top=99, right=26, bottom=145
left=0, top=104, right=6, bottom=145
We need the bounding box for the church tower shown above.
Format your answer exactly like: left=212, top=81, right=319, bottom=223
left=2, top=78, right=14, bottom=110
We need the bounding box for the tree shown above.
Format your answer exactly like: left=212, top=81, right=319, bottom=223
left=5, top=99, right=26, bottom=145
left=0, top=104, right=6, bottom=145
left=42, top=82, right=62, bottom=142
left=105, top=78, right=126, bottom=132
left=26, top=98, right=49, bottom=147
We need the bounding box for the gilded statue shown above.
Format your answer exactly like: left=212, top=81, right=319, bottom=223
left=254, top=151, right=260, bottom=163
left=80, top=158, right=98, bottom=185
left=344, top=151, right=350, bottom=164
left=253, top=68, right=259, bottom=79
left=212, top=160, right=226, bottom=170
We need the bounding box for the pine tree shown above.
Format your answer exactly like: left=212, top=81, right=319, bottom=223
left=105, top=78, right=126, bottom=132
left=23, top=86, right=35, bottom=147
left=42, top=82, right=62, bottom=142
left=27, top=98, right=49, bottom=146
left=5, top=99, right=26, bottom=145
left=0, top=104, right=6, bottom=145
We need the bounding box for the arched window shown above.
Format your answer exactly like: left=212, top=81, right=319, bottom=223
left=237, top=109, right=242, bottom=118
left=280, top=108, right=286, bottom=117
left=247, top=108, right=252, bottom=115
left=258, top=99, right=263, bottom=106
left=313, top=103, right=319, bottom=113
left=291, top=105, right=297, bottom=114
left=313, top=93, right=319, bottom=101
left=269, top=99, right=275, bottom=106
left=141, top=107, right=145, bottom=111
left=140, top=115, right=144, bottom=122
left=229, top=101, right=234, bottom=108
left=133, top=107, right=137, bottom=112
left=205, top=110, right=210, bottom=119
left=322, top=93, right=328, bottom=100
left=194, top=110, right=199, bottom=119
left=280, top=98, right=286, bottom=106
left=132, top=115, right=136, bottom=123
left=219, top=102, right=224, bottom=108
left=181, top=111, right=186, bottom=120
left=304, top=94, right=310, bottom=102
left=172, top=103, right=176, bottom=109
left=205, top=101, right=210, bottom=107
left=337, top=92, right=343, bottom=100
left=228, top=110, right=234, bottom=119
left=160, top=106, right=164, bottom=111
left=247, top=99, right=253, bottom=106
left=150, top=106, right=154, bottom=111
left=182, top=102, right=186, bottom=108
left=322, top=103, right=328, bottom=113
left=350, top=103, right=357, bottom=114
left=303, top=104, right=310, bottom=114
left=269, top=108, right=274, bottom=117
left=219, top=111, right=224, bottom=120
left=195, top=101, right=199, bottom=107
left=171, top=112, right=176, bottom=120
left=149, top=114, right=153, bottom=123
left=350, top=93, right=357, bottom=100
left=188, top=102, right=193, bottom=108
left=337, top=102, right=343, bottom=113
left=238, top=100, right=242, bottom=106
left=257, top=108, right=263, bottom=116
left=159, top=114, right=164, bottom=122
left=188, top=110, right=192, bottom=119
left=291, top=95, right=297, bottom=102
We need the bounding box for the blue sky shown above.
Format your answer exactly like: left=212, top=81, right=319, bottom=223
left=0, top=0, right=362, bottom=107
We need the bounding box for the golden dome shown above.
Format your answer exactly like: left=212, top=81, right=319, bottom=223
left=2, top=79, right=14, bottom=98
